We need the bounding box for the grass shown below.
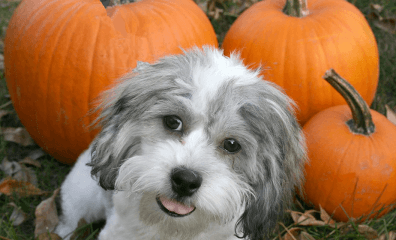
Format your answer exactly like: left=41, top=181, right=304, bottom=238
left=0, top=0, right=395, bottom=239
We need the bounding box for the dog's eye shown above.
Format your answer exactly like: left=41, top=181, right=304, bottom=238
left=222, top=138, right=241, bottom=153
left=163, top=115, right=183, bottom=131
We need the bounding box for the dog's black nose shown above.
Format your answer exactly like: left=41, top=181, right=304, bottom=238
left=171, top=167, right=202, bottom=197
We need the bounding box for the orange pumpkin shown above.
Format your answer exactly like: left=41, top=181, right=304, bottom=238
left=222, top=0, right=379, bottom=124
left=4, top=0, right=218, bottom=164
left=302, top=69, right=396, bottom=222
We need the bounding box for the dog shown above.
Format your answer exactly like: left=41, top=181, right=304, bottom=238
left=55, top=47, right=306, bottom=240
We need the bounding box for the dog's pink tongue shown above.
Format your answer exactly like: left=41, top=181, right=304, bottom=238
left=159, top=196, right=195, bottom=215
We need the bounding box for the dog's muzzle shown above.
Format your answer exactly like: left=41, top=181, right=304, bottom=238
left=156, top=167, right=202, bottom=217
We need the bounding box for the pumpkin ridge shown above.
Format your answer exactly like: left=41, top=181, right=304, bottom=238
left=17, top=0, right=58, bottom=37
left=77, top=5, right=107, bottom=145
left=46, top=1, right=97, bottom=146
left=306, top=15, right=340, bottom=108
left=301, top=17, right=324, bottom=109
left=42, top=1, right=88, bottom=145
left=171, top=2, right=208, bottom=46
left=327, top=12, right=372, bottom=100
left=322, top=134, right=355, bottom=211
left=85, top=15, right=103, bottom=142
left=60, top=3, right=100, bottom=145
left=151, top=3, right=179, bottom=52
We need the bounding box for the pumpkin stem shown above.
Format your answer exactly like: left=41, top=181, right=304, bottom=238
left=108, top=0, right=132, bottom=6
left=283, top=0, right=309, bottom=18
left=323, top=69, right=375, bottom=136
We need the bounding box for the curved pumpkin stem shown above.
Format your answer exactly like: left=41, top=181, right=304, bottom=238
left=283, top=0, right=309, bottom=18
left=323, top=69, right=375, bottom=135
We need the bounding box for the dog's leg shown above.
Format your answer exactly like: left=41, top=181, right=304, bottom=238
left=55, top=149, right=113, bottom=239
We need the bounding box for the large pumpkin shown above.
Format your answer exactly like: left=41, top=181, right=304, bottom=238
left=4, top=0, right=218, bottom=164
left=222, top=0, right=379, bottom=124
left=302, top=69, right=396, bottom=222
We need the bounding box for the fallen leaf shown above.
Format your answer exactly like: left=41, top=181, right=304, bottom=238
left=36, top=233, right=63, bottom=240
left=358, top=225, right=379, bottom=239
left=289, top=210, right=301, bottom=224
left=0, top=236, right=12, bottom=240
left=341, top=224, right=378, bottom=239
left=70, top=218, right=94, bottom=240
left=0, top=157, right=38, bottom=186
left=294, top=209, right=325, bottom=226
left=1, top=127, right=35, bottom=146
left=377, top=231, right=396, bottom=240
left=386, top=105, right=396, bottom=126
left=299, top=231, right=316, bottom=240
left=371, top=4, right=384, bottom=13
left=27, top=148, right=47, bottom=160
left=0, top=177, right=47, bottom=197
left=282, top=227, right=301, bottom=240
left=0, top=110, right=10, bottom=119
left=34, top=188, right=60, bottom=237
left=195, top=0, right=208, bottom=12
left=0, top=101, right=12, bottom=109
left=8, top=202, right=27, bottom=226
left=367, top=4, right=396, bottom=34
left=319, top=205, right=336, bottom=225
left=19, top=157, right=42, bottom=168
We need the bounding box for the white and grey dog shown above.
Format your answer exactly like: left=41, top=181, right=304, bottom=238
left=55, top=47, right=306, bottom=240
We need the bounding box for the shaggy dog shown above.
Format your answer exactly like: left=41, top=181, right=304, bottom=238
left=55, top=47, right=306, bottom=240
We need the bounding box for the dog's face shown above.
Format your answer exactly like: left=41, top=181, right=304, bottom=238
left=89, top=47, right=306, bottom=240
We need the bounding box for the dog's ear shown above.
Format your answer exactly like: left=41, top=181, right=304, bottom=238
left=88, top=112, right=138, bottom=190
left=87, top=58, right=193, bottom=190
left=234, top=81, right=306, bottom=239
left=235, top=183, right=283, bottom=240
left=86, top=63, right=159, bottom=190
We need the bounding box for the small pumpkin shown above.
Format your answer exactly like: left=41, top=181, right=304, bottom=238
left=302, top=69, right=396, bottom=222
left=222, top=0, right=379, bottom=124
left=4, top=0, right=217, bottom=164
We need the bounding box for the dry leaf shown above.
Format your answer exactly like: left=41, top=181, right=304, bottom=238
left=283, top=227, right=301, bottom=240
left=195, top=0, right=208, bottom=12
left=358, top=225, right=379, bottom=239
left=377, top=231, right=396, bottom=240
left=0, top=236, right=12, bottom=240
left=368, top=4, right=396, bottom=34
left=27, top=148, right=47, bottom=160
left=36, top=233, right=63, bottom=240
left=299, top=231, right=316, bottom=240
left=0, top=101, right=12, bottom=109
left=296, top=210, right=325, bottom=226
left=0, top=177, right=47, bottom=197
left=0, top=157, right=38, bottom=186
left=289, top=210, right=301, bottom=224
left=34, top=188, right=60, bottom=237
left=70, top=218, right=94, bottom=240
left=8, top=202, right=27, bottom=226
left=19, top=157, right=42, bottom=168
left=386, top=105, right=396, bottom=126
left=341, top=224, right=378, bottom=239
left=1, top=127, right=35, bottom=146
left=371, top=4, right=384, bottom=13
left=0, top=110, right=10, bottom=119
left=319, top=205, right=336, bottom=225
